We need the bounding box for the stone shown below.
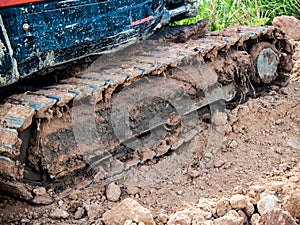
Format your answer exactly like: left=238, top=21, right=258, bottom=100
left=191, top=215, right=206, bottom=224
left=69, top=190, right=80, bottom=200
left=245, top=202, right=255, bottom=216
left=127, top=186, right=140, bottom=196
left=167, top=210, right=191, bottom=225
left=106, top=182, right=122, bottom=202
left=86, top=203, right=102, bottom=221
left=198, top=221, right=213, bottom=225
left=215, top=198, right=231, bottom=217
left=20, top=218, right=30, bottom=223
left=273, top=16, right=300, bottom=41
left=230, top=194, right=248, bottom=210
left=283, top=189, right=300, bottom=218
left=202, top=211, right=212, bottom=220
left=249, top=185, right=265, bottom=193
left=32, top=193, right=53, bottom=205
left=233, top=186, right=245, bottom=195
left=271, top=182, right=284, bottom=192
left=50, top=208, right=69, bottom=219
left=213, top=210, right=243, bottom=225
left=124, top=220, right=133, bottom=225
left=157, top=213, right=169, bottom=224
left=211, top=111, right=228, bottom=126
left=177, top=190, right=183, bottom=195
left=74, top=207, right=85, bottom=220
left=259, top=208, right=297, bottom=225
left=213, top=160, right=225, bottom=169
left=226, top=210, right=241, bottom=218
left=250, top=213, right=261, bottom=225
left=33, top=187, right=47, bottom=196
left=237, top=210, right=248, bottom=224
left=102, top=198, right=155, bottom=225
left=257, top=195, right=279, bottom=215
left=228, top=140, right=238, bottom=149
left=188, top=169, right=201, bottom=178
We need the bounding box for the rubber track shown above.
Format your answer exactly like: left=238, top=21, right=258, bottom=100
left=0, top=25, right=294, bottom=202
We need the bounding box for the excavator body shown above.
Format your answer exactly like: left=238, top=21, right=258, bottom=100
left=0, top=0, right=198, bottom=86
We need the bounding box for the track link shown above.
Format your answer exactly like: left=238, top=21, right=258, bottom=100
left=0, top=25, right=294, bottom=203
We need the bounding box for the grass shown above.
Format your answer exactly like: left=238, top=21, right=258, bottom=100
left=173, top=0, right=300, bottom=31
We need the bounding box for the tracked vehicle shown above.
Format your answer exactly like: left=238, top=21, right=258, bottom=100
left=0, top=0, right=294, bottom=204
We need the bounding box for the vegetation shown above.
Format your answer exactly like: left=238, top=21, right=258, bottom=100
left=174, top=0, right=300, bottom=31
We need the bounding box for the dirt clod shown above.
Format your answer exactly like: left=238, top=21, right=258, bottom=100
left=273, top=16, right=300, bottom=41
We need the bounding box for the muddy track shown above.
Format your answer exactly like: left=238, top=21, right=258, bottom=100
left=0, top=25, right=294, bottom=203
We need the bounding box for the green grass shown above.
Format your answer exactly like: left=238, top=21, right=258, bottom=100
left=173, top=0, right=300, bottom=31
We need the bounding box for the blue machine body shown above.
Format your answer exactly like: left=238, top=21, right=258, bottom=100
left=0, top=0, right=197, bottom=86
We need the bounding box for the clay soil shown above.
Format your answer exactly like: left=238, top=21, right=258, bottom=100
left=0, top=43, right=299, bottom=225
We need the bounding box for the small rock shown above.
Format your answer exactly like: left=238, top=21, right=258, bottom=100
left=271, top=182, right=284, bottom=192
left=230, top=194, right=248, bottom=210
left=283, top=189, right=300, bottom=218
left=247, top=190, right=258, bottom=200
left=74, top=207, right=85, bottom=220
left=222, top=162, right=231, bottom=169
left=214, top=160, right=225, bottom=169
left=58, top=200, right=64, bottom=206
left=157, top=213, right=169, bottom=223
left=106, top=182, right=122, bottom=202
left=102, top=198, right=155, bottom=225
left=177, top=190, right=183, bottom=195
left=250, top=213, right=260, bottom=225
left=245, top=202, right=255, bottom=217
left=259, top=208, right=297, bottom=225
left=86, top=203, right=102, bottom=221
left=289, top=176, right=299, bottom=182
left=226, top=210, right=241, bottom=218
left=233, top=186, right=245, bottom=195
left=198, top=221, right=213, bottom=225
left=188, top=169, right=200, bottom=178
left=257, top=195, right=279, bottom=215
left=50, top=208, right=69, bottom=219
left=33, top=187, right=47, bottom=196
left=237, top=210, right=248, bottom=224
left=273, top=16, right=300, bottom=41
left=228, top=140, right=238, bottom=149
left=192, top=214, right=206, bottom=224
left=213, top=210, right=243, bottom=225
left=124, top=220, right=133, bottom=225
left=69, top=190, right=80, bottom=200
left=138, top=222, right=145, bottom=225
left=127, top=186, right=140, bottom=196
left=249, top=185, right=265, bottom=193
left=216, top=198, right=231, bottom=217
left=32, top=193, right=53, bottom=205
left=202, top=211, right=212, bottom=220
left=167, top=210, right=191, bottom=225
left=20, top=218, right=30, bottom=223
left=211, top=111, right=228, bottom=126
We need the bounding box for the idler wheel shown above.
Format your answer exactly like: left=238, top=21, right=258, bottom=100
left=250, top=42, right=279, bottom=83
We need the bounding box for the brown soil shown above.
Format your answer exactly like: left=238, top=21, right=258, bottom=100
left=0, top=42, right=299, bottom=225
